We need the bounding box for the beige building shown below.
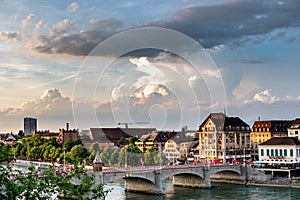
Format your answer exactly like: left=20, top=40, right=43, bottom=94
left=198, top=113, right=251, bottom=164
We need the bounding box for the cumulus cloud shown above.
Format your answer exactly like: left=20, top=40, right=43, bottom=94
left=133, top=84, right=169, bottom=99
left=202, top=69, right=222, bottom=78
left=232, top=79, right=260, bottom=101
left=22, top=13, right=35, bottom=28
left=111, top=83, right=133, bottom=101
left=0, top=32, right=21, bottom=41
left=19, top=88, right=71, bottom=115
left=67, top=2, right=79, bottom=12
left=253, top=89, right=277, bottom=104
left=49, top=19, right=73, bottom=37
left=0, top=89, right=76, bottom=131
left=188, top=75, right=201, bottom=87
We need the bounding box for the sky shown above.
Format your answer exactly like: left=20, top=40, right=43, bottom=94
left=0, top=0, right=300, bottom=132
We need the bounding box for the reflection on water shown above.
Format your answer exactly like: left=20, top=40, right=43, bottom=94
left=105, top=181, right=300, bottom=200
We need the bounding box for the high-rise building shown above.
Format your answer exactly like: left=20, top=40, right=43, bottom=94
left=24, top=117, right=37, bottom=136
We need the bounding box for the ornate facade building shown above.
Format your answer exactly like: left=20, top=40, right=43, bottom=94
left=198, top=113, right=251, bottom=164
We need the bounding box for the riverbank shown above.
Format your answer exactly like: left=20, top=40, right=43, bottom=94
left=246, top=178, right=300, bottom=189
left=211, top=176, right=300, bottom=189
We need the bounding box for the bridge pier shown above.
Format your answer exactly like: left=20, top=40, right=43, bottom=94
left=124, top=170, right=163, bottom=194
left=173, top=174, right=209, bottom=188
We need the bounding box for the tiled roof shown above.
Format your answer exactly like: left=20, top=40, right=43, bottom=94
left=89, top=128, right=156, bottom=145
left=290, top=118, right=300, bottom=129
left=199, top=112, right=249, bottom=131
left=252, top=120, right=292, bottom=131
left=260, top=137, right=300, bottom=146
left=291, top=118, right=300, bottom=125
left=137, top=131, right=173, bottom=143
left=172, top=132, right=193, bottom=143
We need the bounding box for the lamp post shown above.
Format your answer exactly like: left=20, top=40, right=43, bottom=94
left=63, top=147, right=66, bottom=171
left=159, top=143, right=162, bottom=169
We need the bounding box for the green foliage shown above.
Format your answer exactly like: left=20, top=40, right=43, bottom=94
left=70, top=145, right=89, bottom=163
left=118, top=144, right=142, bottom=167
left=0, top=165, right=110, bottom=199
left=129, top=136, right=138, bottom=145
left=0, top=143, right=12, bottom=163
left=118, top=137, right=126, bottom=145
left=89, top=142, right=100, bottom=154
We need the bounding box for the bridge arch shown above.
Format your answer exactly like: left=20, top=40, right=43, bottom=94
left=123, top=176, right=154, bottom=184
left=208, top=167, right=242, bottom=177
left=160, top=171, right=204, bottom=182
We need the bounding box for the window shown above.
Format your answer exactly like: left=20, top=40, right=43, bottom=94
left=290, top=149, right=294, bottom=157
left=267, top=149, right=270, bottom=156
left=284, top=149, right=287, bottom=156
left=275, top=149, right=278, bottom=156
left=296, top=131, right=298, bottom=135
left=280, top=149, right=283, bottom=156
left=261, top=149, right=264, bottom=156
left=271, top=149, right=274, bottom=156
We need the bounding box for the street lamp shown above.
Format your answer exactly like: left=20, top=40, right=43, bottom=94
left=63, top=147, right=66, bottom=171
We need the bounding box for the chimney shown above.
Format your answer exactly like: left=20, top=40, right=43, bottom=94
left=66, top=123, right=69, bottom=131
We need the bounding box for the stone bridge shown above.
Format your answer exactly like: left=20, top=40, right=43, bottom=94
left=96, top=164, right=247, bottom=194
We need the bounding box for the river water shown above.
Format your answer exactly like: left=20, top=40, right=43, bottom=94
left=105, top=182, right=300, bottom=200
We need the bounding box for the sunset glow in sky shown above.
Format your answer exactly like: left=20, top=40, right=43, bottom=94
left=0, top=0, right=300, bottom=132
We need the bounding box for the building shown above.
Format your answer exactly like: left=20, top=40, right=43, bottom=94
left=163, top=138, right=181, bottom=163
left=32, top=130, right=59, bottom=139
left=288, top=118, right=300, bottom=141
left=163, top=132, right=197, bottom=164
left=198, top=113, right=251, bottom=164
left=135, top=131, right=174, bottom=152
left=251, top=119, right=292, bottom=161
left=256, top=137, right=300, bottom=178
left=57, top=123, right=79, bottom=145
left=83, top=127, right=156, bottom=150
left=24, top=117, right=37, bottom=136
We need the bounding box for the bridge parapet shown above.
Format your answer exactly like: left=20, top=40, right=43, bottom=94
left=100, top=164, right=245, bottom=194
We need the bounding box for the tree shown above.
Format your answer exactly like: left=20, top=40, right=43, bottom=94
left=129, top=136, right=138, bottom=145
left=89, top=142, right=100, bottom=154
left=0, top=165, right=110, bottom=199
left=0, top=143, right=12, bottom=163
left=100, top=147, right=114, bottom=166
left=144, top=147, right=155, bottom=166
left=70, top=145, right=89, bottom=163
left=64, top=140, right=76, bottom=152
left=118, top=144, right=141, bottom=167
left=118, top=137, right=126, bottom=145
left=110, top=149, right=119, bottom=166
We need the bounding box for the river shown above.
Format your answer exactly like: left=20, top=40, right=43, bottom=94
left=105, top=181, right=300, bottom=200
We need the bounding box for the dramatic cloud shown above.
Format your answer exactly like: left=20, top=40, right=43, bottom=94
left=22, top=13, right=35, bottom=28
left=0, top=32, right=21, bottom=41
left=28, top=18, right=123, bottom=55
left=152, top=0, right=300, bottom=48
left=67, top=2, right=79, bottom=12
left=20, top=0, right=300, bottom=56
